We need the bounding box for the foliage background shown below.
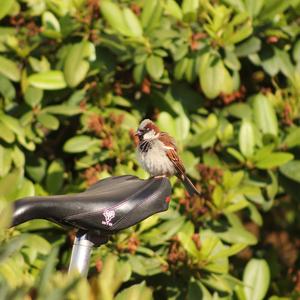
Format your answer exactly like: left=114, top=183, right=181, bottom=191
left=0, top=0, right=300, bottom=299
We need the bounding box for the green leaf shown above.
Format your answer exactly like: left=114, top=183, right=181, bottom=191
left=0, top=74, right=15, bottom=100
left=182, top=0, right=199, bottom=22
left=252, top=93, right=278, bottom=136
left=199, top=53, right=233, bottom=99
left=115, top=281, right=152, bottom=300
left=37, top=113, right=59, bottom=130
left=36, top=247, right=59, bottom=295
left=146, top=55, right=164, bottom=80
left=0, top=146, right=12, bottom=177
left=187, top=279, right=212, bottom=300
left=46, top=160, right=64, bottom=194
left=0, top=235, right=26, bottom=262
left=174, top=58, right=188, bottom=80
left=283, top=127, right=300, bottom=148
left=0, top=121, right=15, bottom=143
left=64, top=41, right=94, bottom=87
left=0, top=114, right=24, bottom=138
left=178, top=231, right=199, bottom=258
left=239, top=119, right=255, bottom=158
left=0, top=168, right=23, bottom=201
left=42, top=11, right=60, bottom=32
left=63, top=135, right=99, bottom=153
left=210, top=243, right=246, bottom=260
left=216, top=214, right=257, bottom=245
left=43, top=104, right=82, bottom=116
left=165, top=0, right=183, bottom=20
left=201, top=274, right=232, bottom=293
left=235, top=37, right=261, bottom=57
left=98, top=254, right=132, bottom=299
left=24, top=86, right=43, bottom=107
left=13, top=178, right=35, bottom=200
left=243, top=259, right=270, bottom=300
left=26, top=158, right=47, bottom=183
left=29, top=56, right=50, bottom=73
left=28, top=71, right=67, bottom=90
left=225, top=103, right=252, bottom=119
left=0, top=0, right=14, bottom=20
left=133, top=63, right=146, bottom=84
left=0, top=200, right=12, bottom=230
left=255, top=152, right=294, bottom=169
left=274, top=48, right=295, bottom=80
left=280, top=160, right=300, bottom=183
left=100, top=1, right=136, bottom=37
left=12, top=145, right=25, bottom=168
left=227, top=147, right=245, bottom=163
left=122, top=8, right=143, bottom=37
left=260, top=0, right=293, bottom=21
left=224, top=49, right=241, bottom=70
left=42, top=11, right=61, bottom=38
left=243, top=0, right=264, bottom=17
left=0, top=55, right=21, bottom=82
left=141, top=0, right=162, bottom=31
left=293, top=40, right=300, bottom=63
left=142, top=216, right=185, bottom=246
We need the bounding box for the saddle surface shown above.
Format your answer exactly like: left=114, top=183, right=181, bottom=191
left=12, top=175, right=172, bottom=234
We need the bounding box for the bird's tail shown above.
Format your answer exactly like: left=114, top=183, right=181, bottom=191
left=178, top=174, right=201, bottom=197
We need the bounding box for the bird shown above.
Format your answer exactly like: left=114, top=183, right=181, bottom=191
left=135, top=119, right=201, bottom=197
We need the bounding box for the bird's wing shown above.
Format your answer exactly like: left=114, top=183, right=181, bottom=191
left=159, top=132, right=201, bottom=196
left=159, top=132, right=186, bottom=176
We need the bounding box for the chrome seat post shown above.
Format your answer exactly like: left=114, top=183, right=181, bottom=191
left=68, top=231, right=108, bottom=277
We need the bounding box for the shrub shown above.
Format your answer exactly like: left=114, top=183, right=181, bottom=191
left=0, top=0, right=300, bottom=299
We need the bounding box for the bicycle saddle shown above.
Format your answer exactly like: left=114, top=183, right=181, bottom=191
left=12, top=175, right=171, bottom=234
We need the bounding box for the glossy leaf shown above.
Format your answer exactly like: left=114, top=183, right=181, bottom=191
left=283, top=127, right=300, bottom=148
left=0, top=55, right=21, bottom=82
left=165, top=0, right=183, bottom=20
left=239, top=119, right=255, bottom=158
left=243, top=259, right=270, bottom=300
left=199, top=53, right=234, bottom=99
left=236, top=37, right=261, bottom=57
left=64, top=41, right=95, bottom=87
left=24, top=86, right=43, bottom=107
left=255, top=152, right=294, bottom=169
left=182, top=0, right=199, bottom=22
left=28, top=71, right=67, bottom=90
left=252, top=94, right=278, bottom=136
left=63, top=135, right=99, bottom=153
left=101, top=1, right=140, bottom=37
left=141, top=0, right=162, bottom=31
left=43, top=104, right=82, bottom=116
left=122, top=8, right=143, bottom=37
left=37, top=113, right=59, bottom=130
left=98, top=254, right=132, bottom=299
left=0, top=74, right=16, bottom=100
left=187, top=280, right=212, bottom=300
left=0, top=122, right=15, bottom=143
left=146, top=55, right=164, bottom=80
left=280, top=160, right=300, bottom=183
left=115, top=281, right=152, bottom=300
left=46, top=160, right=64, bottom=194
left=0, top=0, right=14, bottom=20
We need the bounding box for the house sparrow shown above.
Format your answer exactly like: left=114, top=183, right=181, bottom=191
left=135, top=119, right=200, bottom=196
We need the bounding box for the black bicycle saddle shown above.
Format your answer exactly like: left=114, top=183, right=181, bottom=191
left=12, top=175, right=172, bottom=234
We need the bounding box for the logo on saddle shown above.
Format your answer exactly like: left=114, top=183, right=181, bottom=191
left=102, top=209, right=115, bottom=227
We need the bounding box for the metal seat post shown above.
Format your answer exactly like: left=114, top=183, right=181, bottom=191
left=68, top=231, right=108, bottom=277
